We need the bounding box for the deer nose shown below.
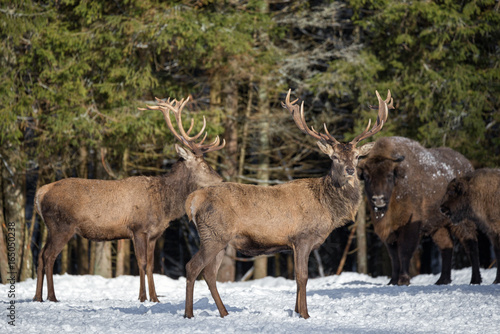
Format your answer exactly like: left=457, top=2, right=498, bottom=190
left=346, top=167, right=355, bottom=176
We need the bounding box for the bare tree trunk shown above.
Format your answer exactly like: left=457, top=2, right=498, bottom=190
left=0, top=171, right=9, bottom=283
left=116, top=239, right=131, bottom=276
left=76, top=146, right=89, bottom=274
left=91, top=148, right=112, bottom=277
left=2, top=157, right=25, bottom=281
left=20, top=195, right=38, bottom=280
left=253, top=81, right=270, bottom=280
left=356, top=195, right=368, bottom=274
left=217, top=80, right=238, bottom=282
left=336, top=225, right=357, bottom=275
left=60, top=245, right=69, bottom=275
left=238, top=80, right=254, bottom=178
left=94, top=241, right=112, bottom=278
left=287, top=253, right=294, bottom=279
left=116, top=149, right=131, bottom=276
left=89, top=241, right=96, bottom=275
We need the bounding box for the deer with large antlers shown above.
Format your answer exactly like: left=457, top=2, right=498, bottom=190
left=184, top=89, right=391, bottom=319
left=33, top=96, right=225, bottom=303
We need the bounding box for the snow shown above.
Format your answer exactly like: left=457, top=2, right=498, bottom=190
left=2, top=268, right=499, bottom=333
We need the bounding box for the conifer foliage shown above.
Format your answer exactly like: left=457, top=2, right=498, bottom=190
left=1, top=0, right=498, bottom=282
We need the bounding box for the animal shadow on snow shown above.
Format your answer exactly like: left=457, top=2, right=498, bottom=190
left=112, top=302, right=181, bottom=315
left=309, top=283, right=498, bottom=300
left=111, top=298, right=244, bottom=317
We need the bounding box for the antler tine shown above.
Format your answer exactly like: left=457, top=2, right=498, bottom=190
left=171, top=99, right=207, bottom=142
left=282, top=89, right=339, bottom=144
left=350, top=90, right=390, bottom=146
left=138, top=97, right=189, bottom=146
left=369, top=89, right=394, bottom=110
left=141, top=96, right=225, bottom=156
left=197, top=136, right=226, bottom=154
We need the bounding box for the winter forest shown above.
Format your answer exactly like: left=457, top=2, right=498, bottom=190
left=1, top=0, right=499, bottom=308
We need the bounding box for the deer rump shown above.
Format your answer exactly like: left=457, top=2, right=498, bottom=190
left=358, top=136, right=481, bottom=286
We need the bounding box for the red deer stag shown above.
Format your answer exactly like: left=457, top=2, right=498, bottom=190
left=183, top=89, right=390, bottom=319
left=441, top=168, right=500, bottom=284
left=33, top=97, right=225, bottom=303
left=357, top=136, right=481, bottom=286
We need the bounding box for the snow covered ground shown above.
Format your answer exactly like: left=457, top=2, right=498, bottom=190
left=2, top=268, right=499, bottom=333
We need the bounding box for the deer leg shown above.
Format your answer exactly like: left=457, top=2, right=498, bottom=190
left=293, top=243, right=312, bottom=319
left=202, top=249, right=228, bottom=317
left=397, top=221, right=421, bottom=286
left=431, top=227, right=454, bottom=285
left=146, top=237, right=159, bottom=302
left=33, top=244, right=47, bottom=302
left=385, top=241, right=400, bottom=285
left=43, top=229, right=75, bottom=302
left=185, top=242, right=227, bottom=319
left=132, top=233, right=148, bottom=302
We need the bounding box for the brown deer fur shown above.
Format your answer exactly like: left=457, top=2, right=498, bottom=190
left=357, top=136, right=481, bottom=286
left=440, top=168, right=500, bottom=283
left=33, top=97, right=224, bottom=303
left=183, top=90, right=391, bottom=319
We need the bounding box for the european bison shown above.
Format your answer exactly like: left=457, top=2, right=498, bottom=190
left=440, top=168, right=500, bottom=283
left=357, top=136, right=481, bottom=285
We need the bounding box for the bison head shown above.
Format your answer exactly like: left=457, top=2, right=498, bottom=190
left=357, top=153, right=405, bottom=218
left=440, top=177, right=471, bottom=225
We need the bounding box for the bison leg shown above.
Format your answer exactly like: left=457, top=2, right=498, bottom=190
left=385, top=241, right=401, bottom=285
left=463, top=238, right=482, bottom=285
left=492, top=235, right=500, bottom=284
left=202, top=249, right=228, bottom=317
left=451, top=219, right=482, bottom=284
left=397, top=221, right=421, bottom=286
left=146, top=237, right=160, bottom=302
left=431, top=227, right=453, bottom=285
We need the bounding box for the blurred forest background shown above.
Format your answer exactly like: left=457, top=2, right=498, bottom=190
left=1, top=0, right=499, bottom=285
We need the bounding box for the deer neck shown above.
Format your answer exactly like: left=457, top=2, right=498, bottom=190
left=320, top=170, right=362, bottom=222
left=157, top=160, right=200, bottom=219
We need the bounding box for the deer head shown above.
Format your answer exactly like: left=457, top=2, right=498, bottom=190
left=282, top=90, right=392, bottom=185
left=140, top=96, right=225, bottom=186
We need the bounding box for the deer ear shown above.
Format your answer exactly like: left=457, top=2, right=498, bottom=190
left=175, top=144, right=196, bottom=161
left=357, top=142, right=375, bottom=157
left=317, top=141, right=334, bottom=156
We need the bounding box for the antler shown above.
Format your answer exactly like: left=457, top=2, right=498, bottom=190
left=350, top=90, right=390, bottom=146
left=140, top=96, right=225, bottom=156
left=281, top=89, right=340, bottom=145
left=369, top=89, right=394, bottom=110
